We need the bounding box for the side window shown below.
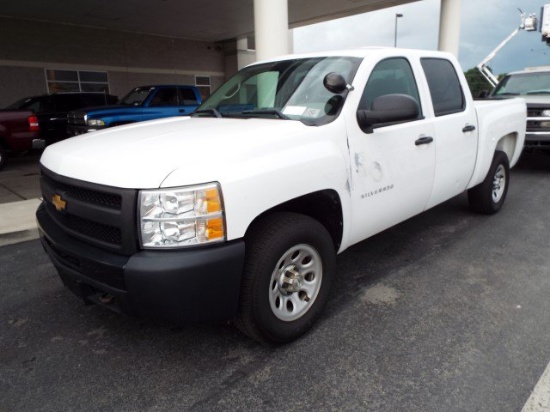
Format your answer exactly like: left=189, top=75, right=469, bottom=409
left=149, top=88, right=178, bottom=106
left=195, top=76, right=211, bottom=101
left=177, top=88, right=199, bottom=105
left=359, top=57, right=421, bottom=113
left=421, top=58, right=465, bottom=116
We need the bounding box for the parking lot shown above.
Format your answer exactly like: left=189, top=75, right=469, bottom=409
left=1, top=152, right=550, bottom=411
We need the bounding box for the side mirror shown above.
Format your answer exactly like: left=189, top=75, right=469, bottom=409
left=357, top=94, right=420, bottom=134
left=323, top=73, right=349, bottom=94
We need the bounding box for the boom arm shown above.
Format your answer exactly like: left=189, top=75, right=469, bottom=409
left=477, top=27, right=521, bottom=87
left=477, top=10, right=539, bottom=88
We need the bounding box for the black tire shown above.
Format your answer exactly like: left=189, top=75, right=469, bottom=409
left=0, top=144, right=7, bottom=171
left=468, top=150, right=510, bottom=215
left=235, top=212, right=336, bottom=343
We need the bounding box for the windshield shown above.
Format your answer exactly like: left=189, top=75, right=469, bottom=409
left=5, top=97, right=35, bottom=110
left=195, top=56, right=362, bottom=125
left=492, top=72, right=550, bottom=96
left=120, top=87, right=153, bottom=105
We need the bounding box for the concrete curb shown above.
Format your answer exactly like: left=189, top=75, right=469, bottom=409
left=0, top=198, right=41, bottom=245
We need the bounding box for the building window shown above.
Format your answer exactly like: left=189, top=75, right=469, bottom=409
left=195, top=75, right=211, bottom=101
left=46, top=69, right=110, bottom=93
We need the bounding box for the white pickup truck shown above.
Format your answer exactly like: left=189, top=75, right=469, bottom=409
left=36, top=48, right=526, bottom=343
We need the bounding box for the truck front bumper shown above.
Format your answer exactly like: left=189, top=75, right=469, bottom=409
left=525, top=132, right=550, bottom=150
left=36, top=203, right=245, bottom=324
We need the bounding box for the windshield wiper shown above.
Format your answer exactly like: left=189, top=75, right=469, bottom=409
left=526, top=91, right=550, bottom=95
left=192, top=109, right=223, bottom=118
left=240, top=109, right=290, bottom=120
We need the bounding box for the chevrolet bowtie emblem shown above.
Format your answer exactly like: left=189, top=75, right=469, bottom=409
left=52, top=194, right=67, bottom=212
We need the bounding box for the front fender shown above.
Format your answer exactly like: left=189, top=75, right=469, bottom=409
left=160, top=120, right=352, bottom=246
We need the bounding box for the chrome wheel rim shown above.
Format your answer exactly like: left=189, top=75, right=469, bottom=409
left=269, top=244, right=323, bottom=322
left=492, top=164, right=506, bottom=203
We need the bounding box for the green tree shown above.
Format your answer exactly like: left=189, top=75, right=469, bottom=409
left=464, top=67, right=494, bottom=98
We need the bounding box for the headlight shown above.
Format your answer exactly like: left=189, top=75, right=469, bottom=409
left=87, top=119, right=105, bottom=127
left=139, top=183, right=225, bottom=248
left=542, top=110, right=550, bottom=117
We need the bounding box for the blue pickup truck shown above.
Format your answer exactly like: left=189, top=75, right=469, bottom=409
left=66, top=85, right=201, bottom=135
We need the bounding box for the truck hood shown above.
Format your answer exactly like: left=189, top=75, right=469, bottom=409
left=521, top=95, right=550, bottom=105
left=40, top=116, right=316, bottom=188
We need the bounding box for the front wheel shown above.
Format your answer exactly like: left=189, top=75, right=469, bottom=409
left=468, top=150, right=510, bottom=215
left=235, top=212, right=336, bottom=343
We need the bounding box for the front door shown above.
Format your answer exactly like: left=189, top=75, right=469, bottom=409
left=345, top=57, right=436, bottom=246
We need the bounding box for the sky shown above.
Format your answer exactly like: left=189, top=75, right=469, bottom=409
left=293, top=0, right=550, bottom=75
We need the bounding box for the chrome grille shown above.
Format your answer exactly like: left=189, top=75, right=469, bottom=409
left=67, top=112, right=86, bottom=125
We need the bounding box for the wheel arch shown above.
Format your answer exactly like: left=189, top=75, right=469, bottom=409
left=495, top=132, right=519, bottom=166
left=244, top=189, right=344, bottom=252
left=468, top=132, right=521, bottom=190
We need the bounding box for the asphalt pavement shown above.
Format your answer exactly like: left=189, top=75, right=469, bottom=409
left=2, top=151, right=550, bottom=411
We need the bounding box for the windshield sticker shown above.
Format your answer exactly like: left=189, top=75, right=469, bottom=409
left=283, top=106, right=307, bottom=116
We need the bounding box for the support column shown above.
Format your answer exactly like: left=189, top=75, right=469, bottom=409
left=438, top=0, right=462, bottom=56
left=254, top=0, right=290, bottom=61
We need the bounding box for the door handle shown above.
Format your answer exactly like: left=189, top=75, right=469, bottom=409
left=462, top=124, right=476, bottom=133
left=415, top=136, right=433, bottom=146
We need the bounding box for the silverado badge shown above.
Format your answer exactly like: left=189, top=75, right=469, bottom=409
left=52, top=194, right=67, bottom=212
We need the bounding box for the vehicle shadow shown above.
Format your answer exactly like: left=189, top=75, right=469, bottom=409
left=516, top=151, right=550, bottom=173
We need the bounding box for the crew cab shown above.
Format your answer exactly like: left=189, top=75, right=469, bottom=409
left=0, top=110, right=39, bottom=170
left=66, top=85, right=201, bottom=135
left=490, top=66, right=550, bottom=151
left=36, top=48, right=526, bottom=343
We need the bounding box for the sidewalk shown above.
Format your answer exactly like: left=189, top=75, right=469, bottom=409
left=0, top=152, right=42, bottom=246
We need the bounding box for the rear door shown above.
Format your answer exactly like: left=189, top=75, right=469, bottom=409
left=346, top=57, right=436, bottom=245
left=420, top=58, right=478, bottom=208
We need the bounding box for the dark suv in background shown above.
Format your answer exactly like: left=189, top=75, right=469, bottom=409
left=6, top=92, right=118, bottom=145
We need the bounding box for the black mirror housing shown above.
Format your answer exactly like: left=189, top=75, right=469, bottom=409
left=357, top=94, right=420, bottom=134
left=323, top=72, right=348, bottom=94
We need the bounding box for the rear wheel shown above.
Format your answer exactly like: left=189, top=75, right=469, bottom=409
left=235, top=212, right=336, bottom=343
left=468, top=150, right=510, bottom=214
